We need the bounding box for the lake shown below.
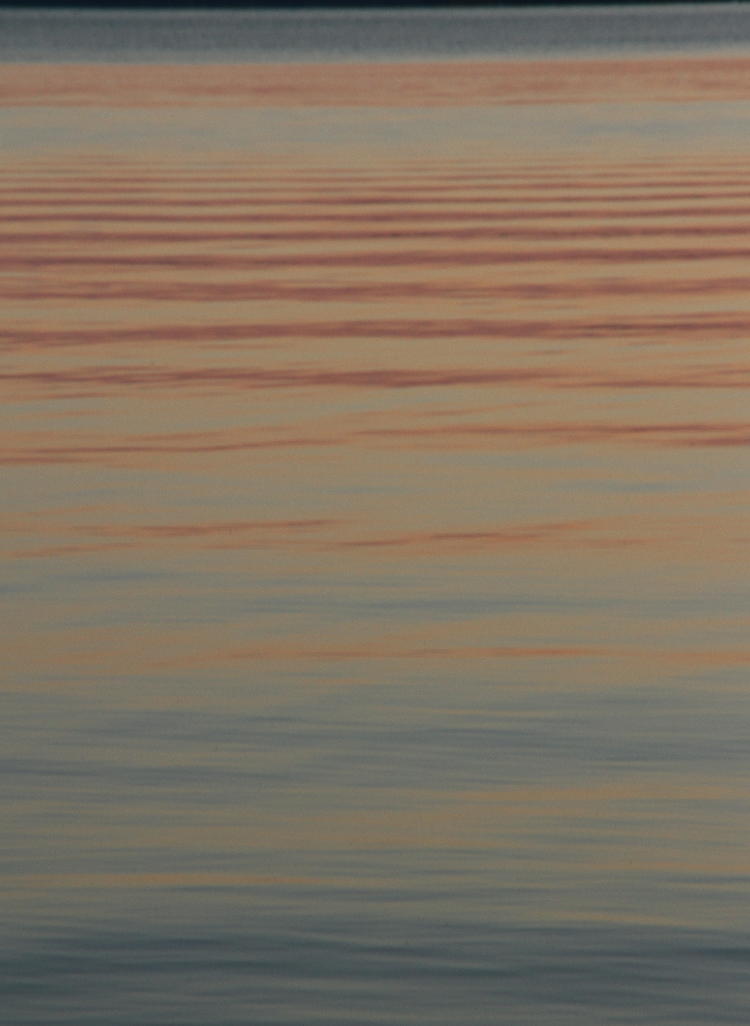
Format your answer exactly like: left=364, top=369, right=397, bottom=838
left=3, top=6, right=750, bottom=1024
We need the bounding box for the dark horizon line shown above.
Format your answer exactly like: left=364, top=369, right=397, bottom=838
left=3, top=0, right=748, bottom=7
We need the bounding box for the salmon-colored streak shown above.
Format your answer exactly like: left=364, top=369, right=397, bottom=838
left=3, top=515, right=592, bottom=556
left=7, top=517, right=344, bottom=557
left=4, top=363, right=750, bottom=402
left=9, top=223, right=750, bottom=245
left=5, top=313, right=750, bottom=352
left=7, top=189, right=750, bottom=207
left=7, top=245, right=750, bottom=271
left=357, top=421, right=750, bottom=449
left=6, top=506, right=744, bottom=567
left=0, top=430, right=334, bottom=465
left=4, top=274, right=750, bottom=305
left=4, top=419, right=750, bottom=470
left=5, top=56, right=750, bottom=106
left=9, top=204, right=750, bottom=223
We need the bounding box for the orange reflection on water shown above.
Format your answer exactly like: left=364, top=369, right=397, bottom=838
left=2, top=56, right=750, bottom=785
left=6, top=55, right=750, bottom=106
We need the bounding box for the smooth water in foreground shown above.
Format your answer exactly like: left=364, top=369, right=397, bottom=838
left=3, top=8, right=750, bottom=1024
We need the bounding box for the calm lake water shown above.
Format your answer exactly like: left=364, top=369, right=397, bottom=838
left=3, top=6, right=750, bottom=1025
left=4, top=3, right=750, bottom=61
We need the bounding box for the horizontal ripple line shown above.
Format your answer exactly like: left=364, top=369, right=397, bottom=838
left=5, top=313, right=750, bottom=349
left=4, top=363, right=750, bottom=396
left=7, top=245, right=750, bottom=271
left=7, top=204, right=750, bottom=223
left=8, top=223, right=750, bottom=245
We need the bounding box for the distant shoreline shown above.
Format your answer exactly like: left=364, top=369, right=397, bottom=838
left=3, top=1, right=749, bottom=9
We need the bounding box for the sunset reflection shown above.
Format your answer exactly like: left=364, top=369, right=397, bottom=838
left=5, top=37, right=750, bottom=1026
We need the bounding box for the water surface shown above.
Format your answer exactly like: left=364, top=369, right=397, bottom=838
left=3, top=9, right=750, bottom=1025
left=2, top=3, right=750, bottom=62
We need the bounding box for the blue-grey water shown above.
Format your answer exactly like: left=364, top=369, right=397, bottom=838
left=3, top=6, right=750, bottom=1025
left=2, top=3, right=750, bottom=61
